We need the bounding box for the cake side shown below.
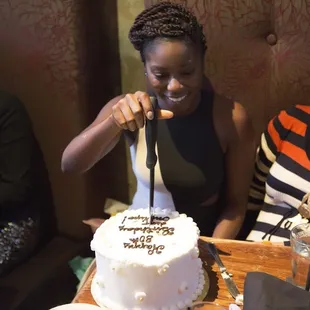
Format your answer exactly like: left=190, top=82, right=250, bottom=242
left=91, top=208, right=204, bottom=310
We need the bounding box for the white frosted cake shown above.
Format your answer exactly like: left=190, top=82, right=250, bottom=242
left=90, top=208, right=205, bottom=310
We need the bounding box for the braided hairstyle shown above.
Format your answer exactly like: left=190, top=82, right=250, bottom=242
left=128, top=1, right=206, bottom=62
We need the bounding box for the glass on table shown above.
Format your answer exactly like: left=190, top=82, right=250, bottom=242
left=190, top=301, right=227, bottom=309
left=290, top=223, right=310, bottom=289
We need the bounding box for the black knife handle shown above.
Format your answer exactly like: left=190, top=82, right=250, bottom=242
left=145, top=96, right=158, bottom=170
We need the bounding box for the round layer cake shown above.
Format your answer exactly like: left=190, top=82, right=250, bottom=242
left=90, top=208, right=204, bottom=310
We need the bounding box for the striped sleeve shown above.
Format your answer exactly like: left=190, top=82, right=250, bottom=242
left=248, top=110, right=290, bottom=209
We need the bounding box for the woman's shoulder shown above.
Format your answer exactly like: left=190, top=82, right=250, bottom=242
left=213, top=94, right=250, bottom=124
left=283, top=104, right=310, bottom=119
left=270, top=104, right=310, bottom=132
left=213, top=94, right=253, bottom=148
left=0, top=91, right=33, bottom=131
left=0, top=91, right=26, bottom=114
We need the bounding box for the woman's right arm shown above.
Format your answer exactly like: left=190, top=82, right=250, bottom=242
left=61, top=92, right=173, bottom=173
left=61, top=95, right=125, bottom=173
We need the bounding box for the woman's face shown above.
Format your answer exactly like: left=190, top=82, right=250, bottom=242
left=144, top=38, right=204, bottom=116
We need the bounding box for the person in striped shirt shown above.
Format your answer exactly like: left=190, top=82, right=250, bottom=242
left=247, top=105, right=310, bottom=243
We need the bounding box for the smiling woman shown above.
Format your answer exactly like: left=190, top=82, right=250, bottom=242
left=143, top=38, right=203, bottom=116
left=128, top=1, right=206, bottom=116
left=61, top=1, right=256, bottom=239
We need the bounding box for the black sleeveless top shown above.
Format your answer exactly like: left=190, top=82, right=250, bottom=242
left=129, top=88, right=226, bottom=236
left=156, top=89, right=224, bottom=206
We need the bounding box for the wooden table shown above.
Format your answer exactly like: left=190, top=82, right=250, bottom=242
left=73, top=237, right=292, bottom=308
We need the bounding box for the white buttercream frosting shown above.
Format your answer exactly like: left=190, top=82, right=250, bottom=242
left=91, top=208, right=203, bottom=310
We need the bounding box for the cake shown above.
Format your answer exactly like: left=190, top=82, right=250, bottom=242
left=90, top=208, right=205, bottom=310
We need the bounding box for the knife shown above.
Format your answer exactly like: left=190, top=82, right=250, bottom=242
left=206, top=242, right=244, bottom=305
left=145, top=96, right=158, bottom=224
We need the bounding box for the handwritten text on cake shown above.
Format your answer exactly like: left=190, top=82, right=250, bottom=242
left=119, top=215, right=175, bottom=255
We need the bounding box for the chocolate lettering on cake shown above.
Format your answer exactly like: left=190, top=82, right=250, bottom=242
left=119, top=214, right=174, bottom=255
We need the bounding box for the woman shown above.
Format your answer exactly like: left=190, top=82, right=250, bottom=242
left=62, top=2, right=255, bottom=238
left=247, top=105, right=310, bottom=243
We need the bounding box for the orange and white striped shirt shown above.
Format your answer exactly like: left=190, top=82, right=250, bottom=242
left=247, top=105, right=310, bottom=242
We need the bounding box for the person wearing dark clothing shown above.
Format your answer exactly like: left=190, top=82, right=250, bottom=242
left=0, top=91, right=56, bottom=276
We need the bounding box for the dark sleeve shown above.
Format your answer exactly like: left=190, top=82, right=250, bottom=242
left=0, top=93, right=36, bottom=209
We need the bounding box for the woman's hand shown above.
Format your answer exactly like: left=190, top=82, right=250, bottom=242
left=61, top=92, right=173, bottom=173
left=111, top=91, right=173, bottom=131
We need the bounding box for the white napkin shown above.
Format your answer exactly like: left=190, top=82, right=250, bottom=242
left=229, top=304, right=241, bottom=310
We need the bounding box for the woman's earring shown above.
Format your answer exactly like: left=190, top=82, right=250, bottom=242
left=144, top=72, right=148, bottom=76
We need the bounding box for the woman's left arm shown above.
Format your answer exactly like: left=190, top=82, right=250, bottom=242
left=212, top=102, right=256, bottom=239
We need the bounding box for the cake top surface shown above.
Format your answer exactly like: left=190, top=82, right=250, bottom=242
left=91, top=208, right=200, bottom=266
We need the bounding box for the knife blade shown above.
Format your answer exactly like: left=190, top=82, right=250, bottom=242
left=145, top=96, right=158, bottom=224
left=206, top=242, right=243, bottom=304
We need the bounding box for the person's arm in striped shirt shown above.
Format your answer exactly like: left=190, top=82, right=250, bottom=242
left=248, top=109, right=290, bottom=210
left=237, top=109, right=290, bottom=240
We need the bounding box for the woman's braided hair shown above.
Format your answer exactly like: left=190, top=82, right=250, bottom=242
left=128, top=1, right=206, bottom=61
